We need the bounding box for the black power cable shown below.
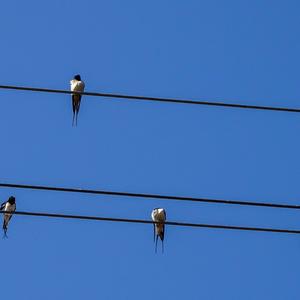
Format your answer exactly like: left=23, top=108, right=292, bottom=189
left=3, top=210, right=300, bottom=235
left=1, top=182, right=299, bottom=210
left=1, top=84, right=300, bottom=113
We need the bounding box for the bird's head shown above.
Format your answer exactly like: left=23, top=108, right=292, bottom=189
left=8, top=196, right=15, bottom=204
left=74, top=74, right=81, bottom=81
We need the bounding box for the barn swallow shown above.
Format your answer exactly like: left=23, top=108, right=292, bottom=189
left=0, top=196, right=16, bottom=238
left=151, top=208, right=166, bottom=253
left=70, top=74, right=85, bottom=126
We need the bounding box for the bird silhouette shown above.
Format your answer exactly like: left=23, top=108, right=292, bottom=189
left=151, top=208, right=166, bottom=253
left=70, top=74, right=85, bottom=126
left=0, top=196, right=16, bottom=238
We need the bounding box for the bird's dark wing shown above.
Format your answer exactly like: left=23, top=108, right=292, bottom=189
left=72, top=95, right=77, bottom=114
left=77, top=95, right=82, bottom=113
left=161, top=224, right=165, bottom=241
left=0, top=202, right=6, bottom=210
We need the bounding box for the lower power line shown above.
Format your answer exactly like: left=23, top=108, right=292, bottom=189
left=3, top=210, right=300, bottom=235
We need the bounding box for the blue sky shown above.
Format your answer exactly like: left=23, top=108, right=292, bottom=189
left=1, top=1, right=300, bottom=299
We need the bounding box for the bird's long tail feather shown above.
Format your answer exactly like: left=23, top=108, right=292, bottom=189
left=3, top=222, right=7, bottom=239
left=75, top=97, right=81, bottom=126
left=72, top=95, right=76, bottom=127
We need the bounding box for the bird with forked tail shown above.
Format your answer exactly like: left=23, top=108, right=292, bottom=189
left=151, top=208, right=166, bottom=253
left=70, top=74, right=85, bottom=126
left=0, top=196, right=16, bottom=238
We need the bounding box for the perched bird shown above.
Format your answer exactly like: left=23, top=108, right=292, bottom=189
left=0, top=196, right=16, bottom=237
left=70, top=74, right=85, bottom=126
left=151, top=208, right=167, bottom=253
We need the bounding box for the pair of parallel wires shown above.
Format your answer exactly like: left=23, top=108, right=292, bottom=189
left=1, top=180, right=299, bottom=235
left=1, top=85, right=299, bottom=236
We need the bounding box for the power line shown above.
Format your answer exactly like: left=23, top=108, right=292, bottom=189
left=0, top=84, right=300, bottom=113
left=1, top=182, right=300, bottom=210
left=2, top=210, right=300, bottom=235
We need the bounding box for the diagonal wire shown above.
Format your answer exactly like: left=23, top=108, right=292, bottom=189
left=0, top=84, right=300, bottom=113
left=2, top=210, right=300, bottom=234
left=1, top=182, right=300, bottom=210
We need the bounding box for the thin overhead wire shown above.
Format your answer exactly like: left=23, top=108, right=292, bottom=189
left=1, top=182, right=300, bottom=210
left=2, top=210, right=300, bottom=235
left=1, top=84, right=300, bottom=113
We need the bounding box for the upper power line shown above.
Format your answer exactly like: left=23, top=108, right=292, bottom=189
left=3, top=210, right=300, bottom=235
left=1, top=182, right=299, bottom=210
left=1, top=84, right=300, bottom=113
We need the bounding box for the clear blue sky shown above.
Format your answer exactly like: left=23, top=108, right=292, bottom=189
left=1, top=1, right=300, bottom=299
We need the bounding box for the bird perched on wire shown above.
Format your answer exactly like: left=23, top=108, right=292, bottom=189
left=70, top=74, right=85, bottom=126
left=0, top=196, right=16, bottom=238
left=151, top=208, right=166, bottom=253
